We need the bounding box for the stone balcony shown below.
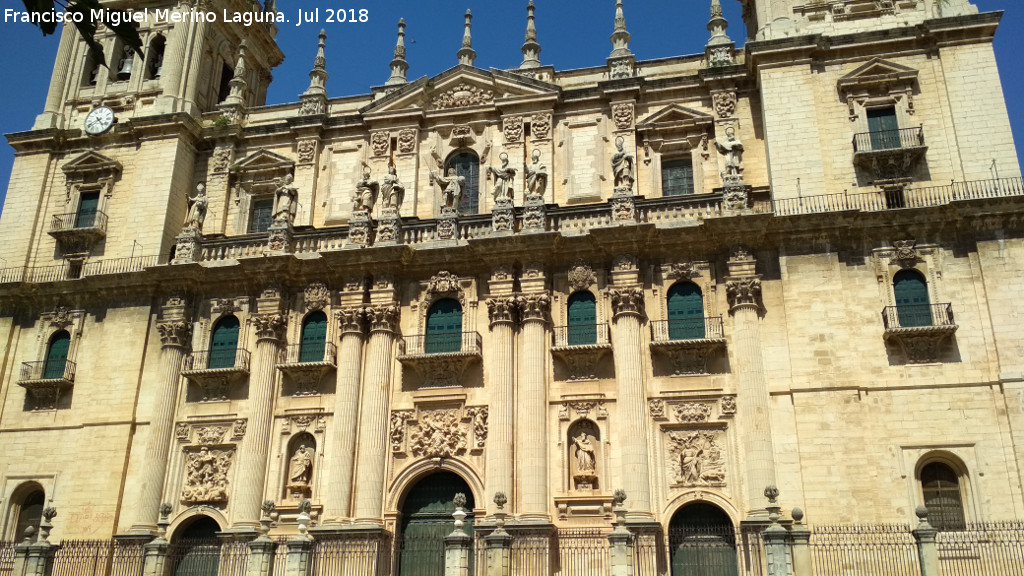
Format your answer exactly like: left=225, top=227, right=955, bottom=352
left=397, top=332, right=483, bottom=387
left=277, top=343, right=337, bottom=397
left=853, top=126, right=928, bottom=185
left=881, top=303, right=958, bottom=364
left=649, top=318, right=727, bottom=375
left=17, top=360, right=76, bottom=410
left=48, top=210, right=108, bottom=254
left=181, top=349, right=252, bottom=402
left=551, top=324, right=613, bottom=381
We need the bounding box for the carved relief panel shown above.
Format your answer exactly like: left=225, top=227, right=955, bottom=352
left=388, top=404, right=488, bottom=459
left=174, top=417, right=246, bottom=508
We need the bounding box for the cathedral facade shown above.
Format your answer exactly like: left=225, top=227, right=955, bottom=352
left=0, top=0, right=1022, bottom=573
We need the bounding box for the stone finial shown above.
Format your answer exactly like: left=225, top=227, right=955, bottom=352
left=223, top=41, right=248, bottom=107
left=493, top=492, right=508, bottom=509
left=915, top=505, right=932, bottom=526
left=304, top=29, right=328, bottom=97
left=521, top=0, right=542, bottom=69
left=39, top=507, right=57, bottom=542
left=23, top=525, right=36, bottom=544
left=386, top=19, right=409, bottom=86
left=457, top=10, right=476, bottom=67
left=707, top=0, right=731, bottom=45
left=609, top=0, right=632, bottom=58
left=791, top=507, right=805, bottom=524
left=297, top=499, right=312, bottom=537
left=764, top=485, right=779, bottom=504
left=452, top=493, right=469, bottom=536
left=613, top=489, right=627, bottom=507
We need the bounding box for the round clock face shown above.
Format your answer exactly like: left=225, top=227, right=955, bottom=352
left=84, top=106, right=115, bottom=135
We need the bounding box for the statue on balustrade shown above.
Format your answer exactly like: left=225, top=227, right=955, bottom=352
left=430, top=167, right=465, bottom=212
left=611, top=137, right=635, bottom=191
left=381, top=164, right=406, bottom=210
left=524, top=149, right=548, bottom=200
left=353, top=169, right=379, bottom=212
left=488, top=153, right=517, bottom=205
left=183, top=183, right=208, bottom=233
left=272, top=174, right=298, bottom=223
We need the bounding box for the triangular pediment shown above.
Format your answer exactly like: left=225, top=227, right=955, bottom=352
left=362, top=65, right=559, bottom=116
left=62, top=151, right=121, bottom=176
left=637, top=104, right=714, bottom=131
left=231, top=149, right=294, bottom=173
left=839, top=58, right=918, bottom=90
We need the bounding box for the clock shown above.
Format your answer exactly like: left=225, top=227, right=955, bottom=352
left=83, top=106, right=115, bottom=135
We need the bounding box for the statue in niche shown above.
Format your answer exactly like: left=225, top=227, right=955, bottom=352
left=611, top=136, right=635, bottom=191
left=272, top=174, right=298, bottom=223
left=183, top=183, right=208, bottom=232
left=716, top=126, right=744, bottom=179
left=430, top=167, right=465, bottom=212
left=488, top=152, right=517, bottom=205
left=380, top=164, right=405, bottom=210
left=569, top=420, right=600, bottom=491
left=287, top=443, right=314, bottom=499
left=573, top=432, right=596, bottom=472
left=352, top=169, right=379, bottom=212
left=524, top=149, right=548, bottom=200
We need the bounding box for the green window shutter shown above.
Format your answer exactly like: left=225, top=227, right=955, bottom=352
left=425, top=299, right=462, bottom=354
left=662, top=158, right=695, bottom=196
left=446, top=152, right=480, bottom=215
left=299, top=312, right=328, bottom=362
left=76, top=192, right=100, bottom=228
left=208, top=316, right=240, bottom=369
left=44, top=331, right=70, bottom=379
left=667, top=283, right=706, bottom=340
left=893, top=270, right=931, bottom=327
left=867, top=107, right=899, bottom=150
left=567, top=291, right=597, bottom=346
left=249, top=198, right=274, bottom=233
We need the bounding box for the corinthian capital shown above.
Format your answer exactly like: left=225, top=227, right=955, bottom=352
left=486, top=297, right=519, bottom=327
left=157, top=320, right=192, bottom=349
left=517, top=292, right=551, bottom=323
left=726, top=277, right=762, bottom=311
left=335, top=307, right=366, bottom=335
left=365, top=304, right=400, bottom=333
left=252, top=313, right=287, bottom=341
left=609, top=286, right=644, bottom=318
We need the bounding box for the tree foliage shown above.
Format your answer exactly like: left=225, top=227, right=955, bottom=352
left=22, top=0, right=143, bottom=67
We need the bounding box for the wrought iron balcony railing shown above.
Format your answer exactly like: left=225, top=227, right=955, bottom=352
left=552, top=324, right=611, bottom=349
left=400, top=332, right=483, bottom=357
left=50, top=210, right=108, bottom=234
left=650, top=318, right=725, bottom=342
left=853, top=127, right=925, bottom=154
left=279, top=342, right=337, bottom=365
left=181, top=349, right=251, bottom=373
left=19, top=360, right=76, bottom=383
left=881, top=303, right=955, bottom=330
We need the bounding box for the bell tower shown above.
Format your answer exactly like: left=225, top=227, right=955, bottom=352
left=739, top=0, right=979, bottom=40
left=34, top=0, right=284, bottom=130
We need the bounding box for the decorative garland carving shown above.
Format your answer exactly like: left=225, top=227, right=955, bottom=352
left=431, top=83, right=494, bottom=110
left=397, top=130, right=417, bottom=153
left=531, top=113, right=552, bottom=140
left=390, top=410, right=413, bottom=452
left=612, top=103, right=634, bottom=130
left=666, top=262, right=700, bottom=281
left=296, top=140, right=317, bottom=164
left=712, top=92, right=737, bottom=119
left=371, top=132, right=390, bottom=157
left=195, top=425, right=227, bottom=444
left=649, top=399, right=667, bottom=420
left=674, top=402, right=712, bottom=423
left=667, top=431, right=726, bottom=487
left=425, top=271, right=463, bottom=302
left=304, top=283, right=330, bottom=311
left=466, top=407, right=489, bottom=448
left=892, top=239, right=919, bottom=268
left=720, top=396, right=736, bottom=416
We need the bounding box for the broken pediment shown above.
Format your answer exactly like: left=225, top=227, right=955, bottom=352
left=362, top=65, right=558, bottom=117
left=637, top=104, right=715, bottom=132
left=838, top=58, right=918, bottom=94
left=62, top=151, right=122, bottom=178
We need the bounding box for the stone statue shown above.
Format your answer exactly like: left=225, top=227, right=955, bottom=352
left=352, top=169, right=379, bottom=212
left=272, top=174, right=298, bottom=223
left=611, top=137, right=635, bottom=191
left=681, top=441, right=704, bottom=484
left=573, top=432, right=596, bottom=472
left=288, top=444, right=313, bottom=487
left=716, top=127, right=744, bottom=178
left=430, top=167, right=466, bottom=212
left=524, top=149, right=548, bottom=199
left=488, top=153, right=517, bottom=204
left=381, top=164, right=405, bottom=210
left=183, top=183, right=208, bottom=232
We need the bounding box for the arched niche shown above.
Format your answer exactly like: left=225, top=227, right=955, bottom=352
left=567, top=419, right=602, bottom=492
left=284, top=432, right=317, bottom=501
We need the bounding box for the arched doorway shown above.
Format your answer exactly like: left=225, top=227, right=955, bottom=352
left=398, top=471, right=475, bottom=576
left=668, top=502, right=738, bottom=576
left=171, top=515, right=221, bottom=576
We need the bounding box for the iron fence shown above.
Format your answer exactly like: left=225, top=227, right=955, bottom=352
left=50, top=539, right=145, bottom=576
left=394, top=531, right=447, bottom=576
left=634, top=530, right=661, bottom=576
left=82, top=256, right=159, bottom=277
left=554, top=528, right=609, bottom=575
left=882, top=303, right=955, bottom=330
left=0, top=267, right=25, bottom=284
left=0, top=541, right=16, bottom=576
left=310, top=534, right=389, bottom=576
left=809, top=524, right=922, bottom=576
left=270, top=537, right=289, bottom=576
left=854, top=126, right=925, bottom=153
left=166, top=539, right=248, bottom=576
left=510, top=532, right=551, bottom=576
left=50, top=210, right=108, bottom=233
left=937, top=522, right=1024, bottom=576
left=19, top=360, right=76, bottom=382
left=668, top=526, right=744, bottom=576
left=650, top=317, right=725, bottom=342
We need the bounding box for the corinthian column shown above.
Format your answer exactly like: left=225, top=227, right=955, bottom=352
left=322, top=308, right=365, bottom=524
left=128, top=300, right=191, bottom=533
left=233, top=311, right=286, bottom=529
left=516, top=292, right=551, bottom=521
left=352, top=304, right=400, bottom=524
left=608, top=286, right=653, bottom=520
left=485, top=297, right=518, bottom=515
left=726, top=247, right=776, bottom=518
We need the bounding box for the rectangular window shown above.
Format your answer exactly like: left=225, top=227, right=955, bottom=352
left=867, top=107, right=899, bottom=151
left=662, top=158, right=695, bottom=197
left=249, top=198, right=274, bottom=233
left=76, top=192, right=100, bottom=228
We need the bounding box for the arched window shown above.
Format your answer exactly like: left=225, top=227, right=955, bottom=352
left=299, top=311, right=328, bottom=363
left=894, top=270, right=931, bottom=327
left=146, top=35, right=166, bottom=79
left=208, top=316, right=240, bottom=369
left=425, top=299, right=463, bottom=354
left=668, top=502, right=738, bottom=576
left=445, top=152, right=480, bottom=215
left=43, top=331, right=71, bottom=380
left=567, top=291, right=598, bottom=346
left=921, top=461, right=966, bottom=531
left=9, top=483, right=45, bottom=541
left=667, top=282, right=705, bottom=340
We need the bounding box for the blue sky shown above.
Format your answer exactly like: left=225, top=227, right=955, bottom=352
left=0, top=0, right=1020, bottom=210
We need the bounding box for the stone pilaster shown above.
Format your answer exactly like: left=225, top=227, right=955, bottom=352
left=516, top=291, right=551, bottom=521
left=322, top=307, right=365, bottom=524
left=726, top=248, right=776, bottom=518
left=351, top=303, right=400, bottom=524
left=233, top=306, right=286, bottom=529
left=485, top=296, right=518, bottom=515
left=130, top=299, right=191, bottom=532
left=180, top=20, right=209, bottom=115
left=608, top=286, right=653, bottom=520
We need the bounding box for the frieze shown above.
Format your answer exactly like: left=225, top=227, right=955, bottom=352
left=195, top=425, right=227, bottom=444
left=408, top=409, right=468, bottom=458
left=559, top=400, right=607, bottom=421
